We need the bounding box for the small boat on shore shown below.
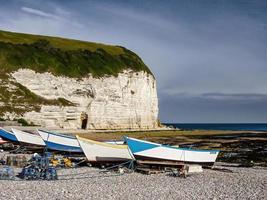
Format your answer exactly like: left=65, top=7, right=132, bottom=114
left=76, top=136, right=132, bottom=163
left=12, top=128, right=45, bottom=146
left=124, top=136, right=220, bottom=166
left=37, top=130, right=82, bottom=153
left=0, top=128, right=18, bottom=142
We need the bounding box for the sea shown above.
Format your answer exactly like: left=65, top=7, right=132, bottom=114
left=164, top=123, right=267, bottom=131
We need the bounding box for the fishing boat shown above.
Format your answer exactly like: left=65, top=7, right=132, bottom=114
left=37, top=130, right=82, bottom=153
left=0, top=128, right=18, bottom=142
left=124, top=136, right=220, bottom=166
left=76, top=135, right=132, bottom=163
left=12, top=128, right=45, bottom=146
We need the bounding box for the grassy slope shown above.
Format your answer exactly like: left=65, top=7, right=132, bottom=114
left=0, top=30, right=123, bottom=55
left=0, top=30, right=151, bottom=77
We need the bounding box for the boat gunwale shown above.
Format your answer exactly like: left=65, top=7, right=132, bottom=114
left=124, top=136, right=220, bottom=153
left=76, top=135, right=128, bottom=149
left=12, top=128, right=44, bottom=139
left=38, top=129, right=76, bottom=140
left=0, top=127, right=14, bottom=135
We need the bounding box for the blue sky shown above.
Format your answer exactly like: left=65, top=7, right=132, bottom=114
left=0, top=0, right=267, bottom=122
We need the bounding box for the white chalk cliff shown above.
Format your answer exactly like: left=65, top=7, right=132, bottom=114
left=11, top=69, right=159, bottom=130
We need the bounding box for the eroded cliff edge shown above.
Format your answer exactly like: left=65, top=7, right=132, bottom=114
left=11, top=69, right=158, bottom=129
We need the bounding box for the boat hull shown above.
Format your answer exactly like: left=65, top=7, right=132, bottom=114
left=12, top=128, right=46, bottom=146
left=124, top=137, right=220, bottom=166
left=0, top=128, right=18, bottom=142
left=76, top=136, right=132, bottom=163
left=37, top=130, right=82, bottom=153
left=0, top=137, right=8, bottom=145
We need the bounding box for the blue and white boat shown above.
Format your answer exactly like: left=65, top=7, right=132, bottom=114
left=37, top=130, right=82, bottom=153
left=12, top=128, right=46, bottom=146
left=124, top=136, right=220, bottom=166
left=0, top=128, right=18, bottom=142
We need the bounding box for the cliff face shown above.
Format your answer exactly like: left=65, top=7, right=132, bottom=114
left=0, top=30, right=159, bottom=129
left=10, top=69, right=158, bottom=129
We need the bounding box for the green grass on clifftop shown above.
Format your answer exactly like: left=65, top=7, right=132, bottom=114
left=0, top=30, right=152, bottom=77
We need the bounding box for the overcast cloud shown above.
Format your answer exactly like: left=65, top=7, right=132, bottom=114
left=0, top=0, right=266, bottom=122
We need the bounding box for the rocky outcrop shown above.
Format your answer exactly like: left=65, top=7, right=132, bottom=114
left=11, top=69, right=158, bottom=129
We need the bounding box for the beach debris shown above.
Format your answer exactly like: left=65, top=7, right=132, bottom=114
left=168, top=165, right=189, bottom=178
left=19, top=153, right=57, bottom=180
left=187, top=165, right=203, bottom=173
left=210, top=167, right=234, bottom=173
left=6, top=155, right=28, bottom=167
left=0, top=166, right=15, bottom=180
left=239, top=160, right=255, bottom=168
left=118, top=167, right=124, bottom=174
left=0, top=159, right=5, bottom=165
left=136, top=167, right=166, bottom=175
left=50, top=155, right=74, bottom=168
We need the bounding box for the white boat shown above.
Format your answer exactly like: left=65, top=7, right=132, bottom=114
left=76, top=135, right=132, bottom=163
left=37, top=130, right=82, bottom=152
left=124, top=136, right=220, bottom=166
left=12, top=128, right=46, bottom=146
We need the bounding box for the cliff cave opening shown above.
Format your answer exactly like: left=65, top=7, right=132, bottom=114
left=81, top=112, right=88, bottom=129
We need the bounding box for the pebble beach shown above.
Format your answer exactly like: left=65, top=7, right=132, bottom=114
left=0, top=163, right=266, bottom=200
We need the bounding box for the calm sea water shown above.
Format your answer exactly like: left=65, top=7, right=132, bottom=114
left=164, top=123, right=267, bottom=131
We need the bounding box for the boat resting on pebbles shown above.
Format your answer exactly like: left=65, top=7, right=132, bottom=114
left=37, top=130, right=82, bottom=153
left=124, top=136, right=220, bottom=166
left=12, top=128, right=45, bottom=146
left=76, top=135, right=132, bottom=163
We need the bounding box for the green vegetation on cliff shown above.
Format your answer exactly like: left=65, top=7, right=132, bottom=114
left=0, top=30, right=151, bottom=77
left=0, top=72, right=75, bottom=116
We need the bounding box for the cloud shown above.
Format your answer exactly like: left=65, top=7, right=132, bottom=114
left=21, top=6, right=60, bottom=20
left=96, top=3, right=177, bottom=31
left=163, top=92, right=267, bottom=102
left=201, top=93, right=267, bottom=101
left=20, top=6, right=83, bottom=29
